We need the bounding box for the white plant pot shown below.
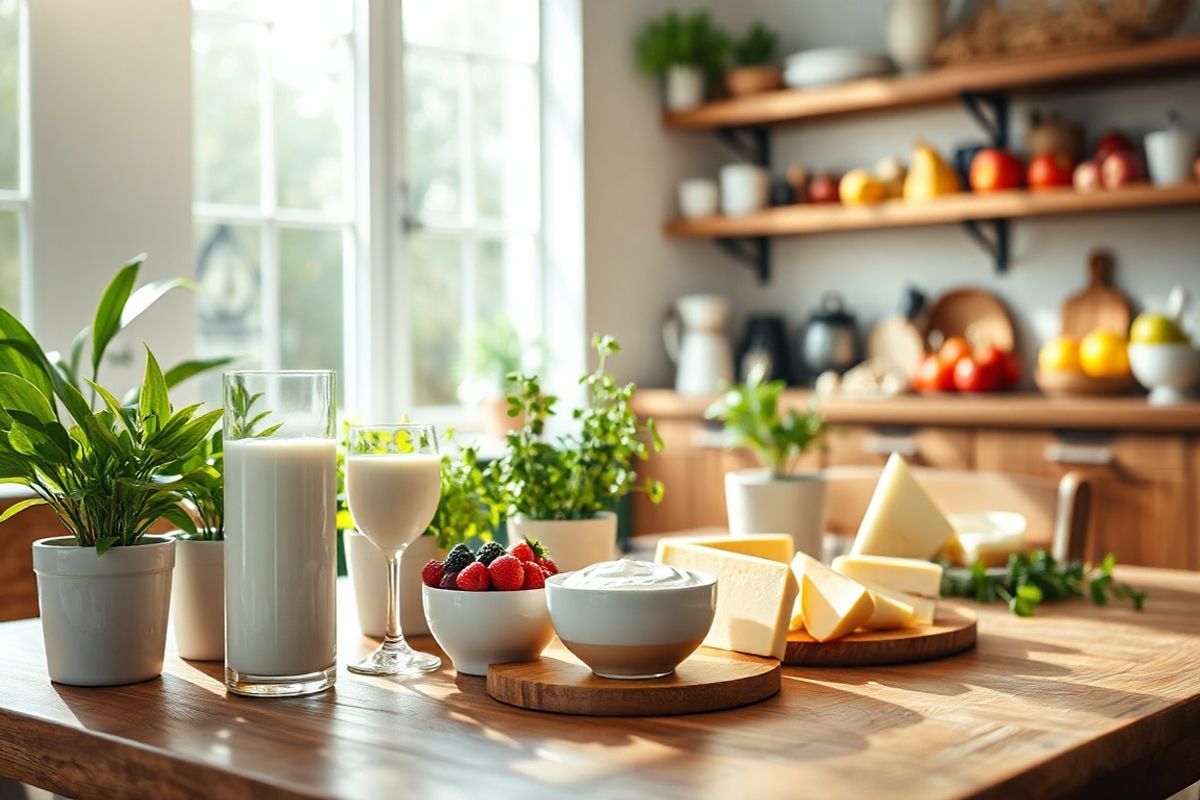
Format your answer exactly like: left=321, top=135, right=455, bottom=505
left=886, top=0, right=943, bottom=73
left=344, top=530, right=441, bottom=638
left=508, top=512, right=618, bottom=573
left=32, top=535, right=175, bottom=686
left=665, top=64, right=705, bottom=112
left=170, top=535, right=224, bottom=661
left=724, top=470, right=827, bottom=558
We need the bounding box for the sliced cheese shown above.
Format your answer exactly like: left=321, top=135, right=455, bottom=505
left=861, top=590, right=916, bottom=631
left=856, top=579, right=937, bottom=625
left=849, top=453, right=955, bottom=559
left=659, top=533, right=795, bottom=565
left=656, top=540, right=798, bottom=660
left=792, top=554, right=875, bottom=642
left=942, top=512, right=1027, bottom=567
left=832, top=554, right=943, bottom=598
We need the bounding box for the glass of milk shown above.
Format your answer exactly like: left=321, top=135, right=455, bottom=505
left=223, top=370, right=338, bottom=697
left=345, top=423, right=443, bottom=676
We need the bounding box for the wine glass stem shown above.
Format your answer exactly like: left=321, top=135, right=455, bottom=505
left=384, top=546, right=405, bottom=645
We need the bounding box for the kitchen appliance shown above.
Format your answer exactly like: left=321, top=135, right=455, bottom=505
left=798, top=292, right=862, bottom=380
left=737, top=314, right=792, bottom=383
left=663, top=294, right=734, bottom=396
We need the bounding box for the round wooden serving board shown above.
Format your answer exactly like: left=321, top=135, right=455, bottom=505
left=785, top=607, right=977, bottom=667
left=487, top=641, right=781, bottom=716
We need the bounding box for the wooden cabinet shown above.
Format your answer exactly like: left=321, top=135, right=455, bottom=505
left=826, top=425, right=973, bottom=470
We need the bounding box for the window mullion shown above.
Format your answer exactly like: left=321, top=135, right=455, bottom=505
left=260, top=22, right=281, bottom=370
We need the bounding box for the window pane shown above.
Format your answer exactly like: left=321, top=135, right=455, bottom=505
left=404, top=52, right=462, bottom=222
left=0, top=0, right=19, bottom=191
left=195, top=221, right=263, bottom=402
left=469, top=0, right=538, bottom=63
left=194, top=0, right=351, bottom=32
left=403, top=0, right=466, bottom=49
left=279, top=227, right=344, bottom=382
left=274, top=30, right=348, bottom=213
left=472, top=62, right=538, bottom=228
left=476, top=234, right=536, bottom=333
left=408, top=234, right=462, bottom=406
left=0, top=209, right=20, bottom=314
left=193, top=19, right=262, bottom=205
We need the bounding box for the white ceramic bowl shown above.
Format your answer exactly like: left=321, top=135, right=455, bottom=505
left=422, top=586, right=554, bottom=676
left=783, top=47, right=893, bottom=88
left=1129, top=343, right=1200, bottom=405
left=545, top=571, right=717, bottom=680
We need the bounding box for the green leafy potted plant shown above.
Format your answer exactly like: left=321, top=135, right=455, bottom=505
left=634, top=10, right=730, bottom=112
left=706, top=363, right=827, bottom=557
left=489, top=336, right=664, bottom=571
left=726, top=23, right=782, bottom=97
left=457, top=318, right=543, bottom=439
left=0, top=259, right=227, bottom=686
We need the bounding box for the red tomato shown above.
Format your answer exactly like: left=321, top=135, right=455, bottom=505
left=914, top=353, right=955, bottom=393
left=1001, top=350, right=1021, bottom=388
left=1027, top=153, right=1075, bottom=189
left=973, top=345, right=1009, bottom=391
left=969, top=148, right=1023, bottom=192
left=939, top=336, right=972, bottom=367
left=953, top=356, right=1000, bottom=393
left=1093, top=130, right=1134, bottom=164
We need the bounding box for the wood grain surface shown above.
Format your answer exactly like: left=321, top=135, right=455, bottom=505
left=0, top=570, right=1197, bottom=800
left=785, top=607, right=977, bottom=667
left=487, top=642, right=780, bottom=716
left=1060, top=250, right=1131, bottom=339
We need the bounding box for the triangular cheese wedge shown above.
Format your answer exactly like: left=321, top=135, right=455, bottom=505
left=850, top=453, right=955, bottom=559
left=832, top=554, right=943, bottom=597
left=861, top=590, right=916, bottom=631
left=663, top=533, right=794, bottom=564
left=855, top=578, right=937, bottom=625
left=792, top=554, right=875, bottom=642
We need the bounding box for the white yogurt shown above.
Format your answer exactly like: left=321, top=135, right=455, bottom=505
left=558, top=559, right=710, bottom=590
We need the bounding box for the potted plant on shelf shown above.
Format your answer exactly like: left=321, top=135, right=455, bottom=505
left=726, top=22, right=782, bottom=97
left=489, top=335, right=664, bottom=572
left=706, top=364, right=828, bottom=558
left=634, top=10, right=730, bottom=112
left=457, top=318, right=543, bottom=440
left=0, top=256, right=229, bottom=686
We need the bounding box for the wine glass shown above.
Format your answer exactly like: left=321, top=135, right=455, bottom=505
left=345, top=424, right=443, bottom=676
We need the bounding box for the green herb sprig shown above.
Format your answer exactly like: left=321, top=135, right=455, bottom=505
left=634, top=10, right=730, bottom=81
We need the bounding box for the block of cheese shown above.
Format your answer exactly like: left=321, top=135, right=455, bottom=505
left=660, top=533, right=794, bottom=565
left=855, top=579, right=937, bottom=625
left=942, top=512, right=1027, bottom=567
left=832, top=554, right=943, bottom=598
left=656, top=540, right=798, bottom=660
left=861, top=590, right=916, bottom=631
left=791, top=554, right=875, bottom=642
left=849, top=453, right=955, bottom=559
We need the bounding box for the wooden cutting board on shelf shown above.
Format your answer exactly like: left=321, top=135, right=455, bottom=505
left=785, top=606, right=977, bottom=667
left=1061, top=249, right=1131, bottom=338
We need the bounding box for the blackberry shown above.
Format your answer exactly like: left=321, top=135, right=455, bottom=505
left=474, top=541, right=506, bottom=566
left=443, top=543, right=475, bottom=573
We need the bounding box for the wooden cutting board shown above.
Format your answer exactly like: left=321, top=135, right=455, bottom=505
left=1061, top=250, right=1131, bottom=338
left=785, top=606, right=977, bottom=667
left=487, top=641, right=780, bottom=716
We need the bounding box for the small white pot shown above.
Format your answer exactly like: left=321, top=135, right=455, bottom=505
left=719, top=163, right=769, bottom=217
left=665, top=64, right=705, bottom=112
left=886, top=0, right=943, bottom=73
left=678, top=178, right=719, bottom=219
left=508, top=512, right=618, bottom=573
left=423, top=586, right=553, bottom=676
left=724, top=470, right=827, bottom=558
left=170, top=535, right=224, bottom=661
left=344, top=530, right=441, bottom=638
left=33, top=535, right=175, bottom=687
left=1145, top=127, right=1199, bottom=186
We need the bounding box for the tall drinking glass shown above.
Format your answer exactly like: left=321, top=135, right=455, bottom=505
left=223, top=370, right=338, bottom=697
left=345, top=424, right=443, bottom=676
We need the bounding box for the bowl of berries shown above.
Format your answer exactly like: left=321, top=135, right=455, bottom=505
left=421, top=538, right=559, bottom=676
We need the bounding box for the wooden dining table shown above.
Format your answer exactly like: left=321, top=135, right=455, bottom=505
left=0, top=567, right=1198, bottom=800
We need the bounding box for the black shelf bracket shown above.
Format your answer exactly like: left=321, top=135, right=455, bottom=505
left=716, top=237, right=771, bottom=283
left=959, top=91, right=1009, bottom=148
left=716, top=126, right=770, bottom=167
left=962, top=218, right=1010, bottom=274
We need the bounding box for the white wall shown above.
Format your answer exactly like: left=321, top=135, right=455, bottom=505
left=28, top=0, right=193, bottom=397
left=583, top=0, right=1200, bottom=388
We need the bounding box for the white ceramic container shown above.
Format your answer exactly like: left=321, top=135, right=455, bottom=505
left=33, top=535, right=175, bottom=686
left=1129, top=343, right=1200, bottom=405
left=508, top=512, right=618, bottom=573
left=719, top=163, right=769, bottom=216
left=665, top=64, right=705, bottom=111
left=725, top=469, right=827, bottom=558
left=678, top=178, right=719, bottom=219
left=345, top=530, right=440, bottom=638
left=170, top=535, right=224, bottom=661
left=1145, top=124, right=1199, bottom=186
left=886, top=0, right=944, bottom=73
left=423, top=586, right=554, bottom=676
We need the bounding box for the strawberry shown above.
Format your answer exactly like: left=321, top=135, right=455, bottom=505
left=488, top=554, right=526, bottom=591
left=521, top=561, right=546, bottom=589
left=537, top=556, right=558, bottom=576
left=508, top=540, right=536, bottom=563
left=421, top=560, right=445, bottom=588
left=438, top=571, right=459, bottom=590
left=456, top=562, right=490, bottom=591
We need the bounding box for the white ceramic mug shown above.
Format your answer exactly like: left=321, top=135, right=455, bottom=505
left=1145, top=127, right=1199, bottom=186
left=678, top=178, right=718, bottom=219
left=720, top=164, right=769, bottom=216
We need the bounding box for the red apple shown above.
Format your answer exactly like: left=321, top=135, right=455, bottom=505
left=953, top=355, right=999, bottom=393
left=939, top=336, right=972, bottom=367
left=1001, top=350, right=1021, bottom=388
left=969, top=148, right=1023, bottom=192
left=808, top=173, right=840, bottom=204
left=914, top=353, right=956, bottom=393
left=1027, top=153, right=1074, bottom=190
left=973, top=345, right=1009, bottom=391
left=1101, top=151, right=1146, bottom=189
left=1093, top=130, right=1134, bottom=164
left=1073, top=160, right=1102, bottom=192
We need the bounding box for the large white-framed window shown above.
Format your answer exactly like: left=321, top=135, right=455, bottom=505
left=0, top=0, right=29, bottom=320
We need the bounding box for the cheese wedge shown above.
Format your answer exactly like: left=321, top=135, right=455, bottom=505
left=792, top=554, right=875, bottom=642
left=850, top=453, right=955, bottom=559
left=942, top=512, right=1027, bottom=567
left=861, top=590, right=916, bottom=631
left=656, top=540, right=798, bottom=660
left=855, top=579, right=937, bottom=625
left=660, top=533, right=794, bottom=565
left=832, top=554, right=943, bottom=598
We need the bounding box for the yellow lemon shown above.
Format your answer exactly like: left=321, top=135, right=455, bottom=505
left=1038, top=336, right=1081, bottom=373
left=1079, top=330, right=1130, bottom=377
left=1129, top=312, right=1186, bottom=344
left=839, top=169, right=885, bottom=205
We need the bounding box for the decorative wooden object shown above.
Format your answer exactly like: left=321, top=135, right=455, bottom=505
left=486, top=641, right=781, bottom=716
left=1035, top=370, right=1136, bottom=397
left=785, top=607, right=977, bottom=667
left=1061, top=249, right=1132, bottom=338
left=923, top=287, right=1016, bottom=351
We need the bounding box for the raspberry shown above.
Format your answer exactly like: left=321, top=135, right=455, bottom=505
left=488, top=554, right=526, bottom=591
left=443, top=543, right=474, bottom=573
left=456, top=562, right=490, bottom=591
left=521, top=561, right=546, bottom=589
left=438, top=571, right=459, bottom=590
left=508, top=539, right=537, bottom=563
left=421, top=560, right=445, bottom=588
left=537, top=556, right=558, bottom=576
left=474, top=541, right=506, bottom=566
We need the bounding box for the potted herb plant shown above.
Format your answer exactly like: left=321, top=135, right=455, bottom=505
left=489, top=336, right=664, bottom=572
left=0, top=260, right=226, bottom=686
left=726, top=23, right=782, bottom=97
left=634, top=10, right=730, bottom=112
left=706, top=364, right=828, bottom=558
left=457, top=318, right=543, bottom=440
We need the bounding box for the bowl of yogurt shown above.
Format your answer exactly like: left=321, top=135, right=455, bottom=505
left=545, top=560, right=716, bottom=680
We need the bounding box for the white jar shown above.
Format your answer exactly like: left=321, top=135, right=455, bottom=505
left=665, top=65, right=705, bottom=112
left=719, top=164, right=769, bottom=217
left=886, top=0, right=944, bottom=73
left=1145, top=119, right=1199, bottom=186
left=678, top=178, right=719, bottom=219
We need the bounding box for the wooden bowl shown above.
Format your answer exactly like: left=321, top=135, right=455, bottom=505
left=923, top=288, right=1015, bottom=352
left=1035, top=369, right=1135, bottom=397
left=725, top=66, right=783, bottom=97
